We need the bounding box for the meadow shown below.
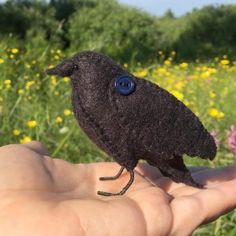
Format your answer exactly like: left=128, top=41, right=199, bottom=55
left=1, top=40, right=236, bottom=235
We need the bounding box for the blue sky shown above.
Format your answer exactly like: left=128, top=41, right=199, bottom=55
left=118, top=0, right=236, bottom=16
left=0, top=0, right=235, bottom=15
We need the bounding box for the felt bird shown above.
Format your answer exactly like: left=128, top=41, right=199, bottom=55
left=47, top=51, right=217, bottom=196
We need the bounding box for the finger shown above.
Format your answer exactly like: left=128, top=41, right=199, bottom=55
left=192, top=165, right=236, bottom=186
left=193, top=178, right=236, bottom=224
left=188, top=166, right=211, bottom=173
left=22, top=141, right=49, bottom=155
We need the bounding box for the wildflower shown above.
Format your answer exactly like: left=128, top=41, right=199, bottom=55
left=4, top=79, right=11, bottom=86
left=200, top=71, right=210, bottom=79
left=20, top=136, right=32, bottom=144
left=0, top=58, right=4, bottom=64
left=227, top=125, right=236, bottom=155
left=170, top=90, right=184, bottom=101
left=208, top=108, right=224, bottom=119
left=9, top=54, right=15, bottom=59
left=179, top=62, right=188, bottom=69
left=18, top=89, right=24, bottom=95
left=164, top=60, right=171, bottom=66
left=54, top=55, right=60, bottom=60
left=123, top=63, right=128, bottom=68
left=51, top=76, right=57, bottom=86
left=13, top=129, right=21, bottom=136
left=63, top=77, right=70, bottom=82
left=209, top=91, right=216, bottom=98
left=63, top=109, right=72, bottom=116
left=155, top=67, right=167, bottom=76
left=25, top=81, right=35, bottom=90
left=210, top=130, right=220, bottom=149
left=27, top=120, right=37, bottom=128
left=133, top=69, right=148, bottom=78
left=4, top=79, right=11, bottom=89
left=11, top=48, right=19, bottom=54
left=220, top=59, right=230, bottom=66
left=59, top=126, right=69, bottom=134
left=55, top=116, right=63, bottom=124
left=47, top=65, right=54, bottom=69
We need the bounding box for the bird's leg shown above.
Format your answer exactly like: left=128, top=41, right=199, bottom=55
left=99, top=166, right=125, bottom=181
left=97, top=170, right=134, bottom=196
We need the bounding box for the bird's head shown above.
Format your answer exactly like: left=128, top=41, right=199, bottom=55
left=46, top=51, right=125, bottom=83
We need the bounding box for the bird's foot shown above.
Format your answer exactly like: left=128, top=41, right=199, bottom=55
left=97, top=170, right=134, bottom=197
left=99, top=166, right=125, bottom=181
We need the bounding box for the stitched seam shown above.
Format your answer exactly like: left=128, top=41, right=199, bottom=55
left=77, top=93, right=123, bottom=159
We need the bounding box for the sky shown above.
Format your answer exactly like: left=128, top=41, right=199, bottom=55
left=118, top=0, right=236, bottom=16
left=0, top=0, right=235, bottom=15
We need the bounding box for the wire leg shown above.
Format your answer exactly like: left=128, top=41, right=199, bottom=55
left=99, top=167, right=125, bottom=181
left=97, top=170, right=134, bottom=196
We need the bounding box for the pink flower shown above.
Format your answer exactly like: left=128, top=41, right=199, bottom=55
left=210, top=130, right=220, bottom=149
left=226, top=125, right=236, bottom=155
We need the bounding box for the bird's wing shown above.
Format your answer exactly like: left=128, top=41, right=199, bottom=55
left=108, top=77, right=216, bottom=160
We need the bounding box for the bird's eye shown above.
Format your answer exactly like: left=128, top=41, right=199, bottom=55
left=115, top=75, right=136, bottom=96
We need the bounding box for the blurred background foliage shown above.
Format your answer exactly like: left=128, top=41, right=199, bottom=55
left=0, top=0, right=236, bottom=63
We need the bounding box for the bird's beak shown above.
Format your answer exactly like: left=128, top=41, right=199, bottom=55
left=46, top=59, right=74, bottom=77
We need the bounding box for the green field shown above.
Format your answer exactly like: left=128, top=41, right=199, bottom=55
left=1, top=39, right=236, bottom=235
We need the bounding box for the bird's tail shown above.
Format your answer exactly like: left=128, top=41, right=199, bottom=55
left=194, top=129, right=217, bottom=160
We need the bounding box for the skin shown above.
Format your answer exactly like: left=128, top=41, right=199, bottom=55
left=0, top=142, right=236, bottom=236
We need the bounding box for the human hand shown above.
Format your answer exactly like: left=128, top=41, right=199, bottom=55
left=0, top=142, right=236, bottom=236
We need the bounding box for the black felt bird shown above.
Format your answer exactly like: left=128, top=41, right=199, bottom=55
left=47, top=51, right=217, bottom=196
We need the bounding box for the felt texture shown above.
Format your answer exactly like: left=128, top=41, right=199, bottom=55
left=47, top=51, right=217, bottom=188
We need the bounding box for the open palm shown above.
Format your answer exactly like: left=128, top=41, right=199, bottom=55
left=0, top=141, right=236, bottom=236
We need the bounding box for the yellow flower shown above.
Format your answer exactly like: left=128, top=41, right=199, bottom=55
left=25, top=81, right=35, bottom=90
left=27, top=120, right=37, bottom=128
left=220, top=59, right=230, bottom=66
left=47, top=65, right=54, bottom=69
left=13, top=129, right=21, bottom=136
left=54, top=55, right=60, bottom=60
left=18, top=89, right=24, bottom=95
left=20, top=136, right=32, bottom=144
left=155, top=67, right=167, bottom=76
left=123, top=63, right=128, bottom=68
left=133, top=69, right=148, bottom=78
left=63, top=77, right=70, bottom=82
left=55, top=116, right=63, bottom=124
left=208, top=108, right=224, bottom=119
left=209, top=91, right=216, bottom=98
left=170, top=90, right=184, bottom=101
left=63, top=109, right=72, bottom=116
left=11, top=48, right=19, bottom=54
left=179, top=62, right=189, bottom=69
left=164, top=60, right=171, bottom=66
left=4, top=80, right=11, bottom=85
left=0, top=58, right=4, bottom=64
left=200, top=71, right=211, bottom=79
left=4, top=79, right=11, bottom=89
left=10, top=54, right=15, bottom=59
left=50, top=76, right=57, bottom=86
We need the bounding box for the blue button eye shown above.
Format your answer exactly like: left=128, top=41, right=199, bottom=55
left=115, top=75, right=136, bottom=96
